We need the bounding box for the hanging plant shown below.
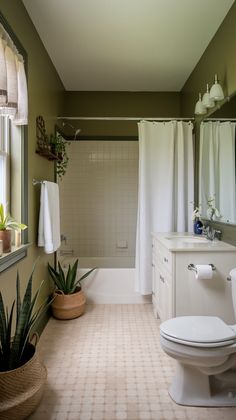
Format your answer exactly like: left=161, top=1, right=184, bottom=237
left=50, top=133, right=70, bottom=179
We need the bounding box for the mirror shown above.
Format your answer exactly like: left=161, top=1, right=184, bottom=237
left=199, top=93, right=236, bottom=224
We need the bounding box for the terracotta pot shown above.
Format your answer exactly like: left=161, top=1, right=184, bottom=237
left=0, top=344, right=47, bottom=420
left=51, top=288, right=86, bottom=320
left=0, top=230, right=12, bottom=253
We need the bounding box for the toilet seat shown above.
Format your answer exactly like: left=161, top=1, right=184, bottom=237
left=160, top=316, right=236, bottom=348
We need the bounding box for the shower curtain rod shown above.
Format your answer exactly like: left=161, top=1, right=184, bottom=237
left=57, top=116, right=194, bottom=121
left=204, top=118, right=236, bottom=121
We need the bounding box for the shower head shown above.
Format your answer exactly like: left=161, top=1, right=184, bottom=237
left=62, top=121, right=81, bottom=140
left=74, top=128, right=81, bottom=139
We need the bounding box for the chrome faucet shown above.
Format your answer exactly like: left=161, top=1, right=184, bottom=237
left=202, top=225, right=222, bottom=241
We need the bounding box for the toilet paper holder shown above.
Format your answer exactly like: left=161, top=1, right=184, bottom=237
left=187, top=263, right=216, bottom=273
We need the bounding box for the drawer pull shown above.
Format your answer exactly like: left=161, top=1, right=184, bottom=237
left=160, top=274, right=165, bottom=283
left=164, top=257, right=168, bottom=263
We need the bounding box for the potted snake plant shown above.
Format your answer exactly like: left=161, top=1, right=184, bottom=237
left=0, top=265, right=52, bottom=420
left=48, top=259, right=96, bottom=319
left=0, top=203, right=27, bottom=253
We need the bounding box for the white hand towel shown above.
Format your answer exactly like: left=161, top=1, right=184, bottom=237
left=38, top=181, right=61, bottom=254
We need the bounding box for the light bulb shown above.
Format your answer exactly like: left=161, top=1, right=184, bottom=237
left=209, top=74, right=224, bottom=101
left=202, top=84, right=215, bottom=108
left=194, top=93, right=207, bottom=115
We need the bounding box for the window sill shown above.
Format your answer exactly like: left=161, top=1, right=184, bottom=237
left=0, top=243, right=31, bottom=273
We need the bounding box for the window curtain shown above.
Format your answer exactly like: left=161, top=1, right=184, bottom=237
left=135, top=120, right=194, bottom=295
left=0, top=116, right=10, bottom=209
left=0, top=24, right=28, bottom=125
left=199, top=121, right=236, bottom=223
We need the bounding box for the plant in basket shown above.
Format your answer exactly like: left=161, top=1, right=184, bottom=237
left=0, top=265, right=52, bottom=420
left=48, top=259, right=96, bottom=320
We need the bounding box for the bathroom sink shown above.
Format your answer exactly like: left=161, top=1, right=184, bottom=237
left=182, top=237, right=209, bottom=244
left=165, top=235, right=209, bottom=244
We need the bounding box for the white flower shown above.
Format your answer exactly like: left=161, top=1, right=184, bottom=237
left=206, top=196, right=221, bottom=220
left=192, top=207, right=201, bottom=221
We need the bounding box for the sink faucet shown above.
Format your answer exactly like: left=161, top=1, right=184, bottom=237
left=202, top=225, right=222, bottom=241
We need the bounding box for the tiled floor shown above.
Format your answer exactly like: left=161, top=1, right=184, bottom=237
left=30, top=304, right=236, bottom=420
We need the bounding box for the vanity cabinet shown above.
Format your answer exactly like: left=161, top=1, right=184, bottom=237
left=152, top=233, right=236, bottom=324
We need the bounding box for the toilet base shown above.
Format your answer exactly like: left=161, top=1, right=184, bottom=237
left=170, top=362, right=236, bottom=406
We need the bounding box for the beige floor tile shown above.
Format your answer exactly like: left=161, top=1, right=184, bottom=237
left=28, top=304, right=236, bottom=420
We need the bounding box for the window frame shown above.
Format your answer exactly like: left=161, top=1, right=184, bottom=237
left=0, top=12, right=28, bottom=273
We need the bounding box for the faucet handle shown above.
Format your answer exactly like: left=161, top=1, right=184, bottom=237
left=214, top=229, right=222, bottom=240
left=202, top=226, right=208, bottom=236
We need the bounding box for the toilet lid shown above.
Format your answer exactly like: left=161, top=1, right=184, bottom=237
left=160, top=316, right=236, bottom=344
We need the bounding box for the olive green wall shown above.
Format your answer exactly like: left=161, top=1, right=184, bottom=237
left=181, top=1, right=236, bottom=245
left=60, top=91, right=181, bottom=138
left=0, top=1, right=64, bottom=312
left=2, top=0, right=235, bottom=314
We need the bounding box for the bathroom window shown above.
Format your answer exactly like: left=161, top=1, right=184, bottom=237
left=0, top=114, right=28, bottom=273
left=0, top=12, right=28, bottom=272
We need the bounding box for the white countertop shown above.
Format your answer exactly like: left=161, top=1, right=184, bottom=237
left=152, top=232, right=236, bottom=252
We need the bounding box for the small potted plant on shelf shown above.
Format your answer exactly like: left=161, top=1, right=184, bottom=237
left=0, top=265, right=52, bottom=419
left=48, top=259, right=96, bottom=320
left=0, top=204, right=27, bottom=253
left=50, top=133, right=70, bottom=179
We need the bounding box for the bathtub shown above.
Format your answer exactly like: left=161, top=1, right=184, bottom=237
left=58, top=256, right=151, bottom=304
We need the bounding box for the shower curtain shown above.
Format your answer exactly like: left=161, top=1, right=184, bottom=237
left=199, top=121, right=236, bottom=223
left=135, top=120, right=194, bottom=295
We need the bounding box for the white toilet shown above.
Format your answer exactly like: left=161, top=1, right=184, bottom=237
left=160, top=269, right=236, bottom=407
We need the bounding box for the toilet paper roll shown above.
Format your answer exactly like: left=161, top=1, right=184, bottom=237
left=195, top=264, right=213, bottom=280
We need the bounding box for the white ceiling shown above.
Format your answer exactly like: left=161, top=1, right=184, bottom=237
left=23, top=0, right=234, bottom=92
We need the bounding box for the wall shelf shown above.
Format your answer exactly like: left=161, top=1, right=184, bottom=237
left=35, top=115, right=59, bottom=161
left=35, top=148, right=58, bottom=161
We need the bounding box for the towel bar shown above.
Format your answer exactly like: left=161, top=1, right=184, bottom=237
left=32, top=179, right=44, bottom=185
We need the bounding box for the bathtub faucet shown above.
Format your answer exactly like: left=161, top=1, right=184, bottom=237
left=61, top=233, right=67, bottom=244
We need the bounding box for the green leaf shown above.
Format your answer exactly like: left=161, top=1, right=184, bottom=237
left=9, top=271, right=33, bottom=368
left=68, top=259, right=79, bottom=292
left=0, top=261, right=53, bottom=371
left=76, top=267, right=97, bottom=291
left=16, top=271, right=21, bottom=325
left=0, top=203, right=27, bottom=231
left=58, top=262, right=66, bottom=290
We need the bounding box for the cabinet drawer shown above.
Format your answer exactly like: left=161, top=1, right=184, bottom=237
left=154, top=240, right=173, bottom=273
left=156, top=265, right=172, bottom=322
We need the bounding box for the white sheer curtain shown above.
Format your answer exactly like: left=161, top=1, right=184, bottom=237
left=0, top=24, right=28, bottom=125
left=135, top=120, right=194, bottom=295
left=199, top=121, right=236, bottom=223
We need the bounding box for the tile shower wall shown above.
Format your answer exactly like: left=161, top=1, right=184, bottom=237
left=59, top=141, right=138, bottom=266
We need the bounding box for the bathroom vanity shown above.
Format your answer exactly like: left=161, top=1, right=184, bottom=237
left=152, top=232, right=236, bottom=324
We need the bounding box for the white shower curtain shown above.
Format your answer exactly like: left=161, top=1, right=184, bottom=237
left=199, top=121, right=236, bottom=223
left=135, top=120, right=194, bottom=295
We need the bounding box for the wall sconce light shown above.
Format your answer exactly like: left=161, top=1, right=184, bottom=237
left=202, top=84, right=215, bottom=108
left=209, top=74, right=224, bottom=101
left=194, top=93, right=207, bottom=115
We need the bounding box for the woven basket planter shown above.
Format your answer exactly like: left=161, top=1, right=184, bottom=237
left=0, top=344, right=47, bottom=420
left=51, top=288, right=86, bottom=320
